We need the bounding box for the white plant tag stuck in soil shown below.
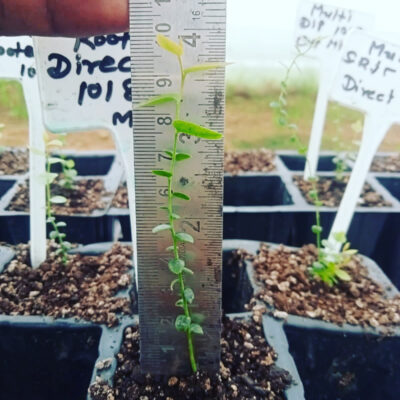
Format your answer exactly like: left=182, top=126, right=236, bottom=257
left=0, top=36, right=46, bottom=268
left=328, top=29, right=400, bottom=248
left=294, top=1, right=373, bottom=179
left=33, top=35, right=136, bottom=253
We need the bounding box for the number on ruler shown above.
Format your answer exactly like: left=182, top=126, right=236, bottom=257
left=157, top=116, right=172, bottom=125
left=179, top=33, right=201, bottom=48
left=182, top=220, right=201, bottom=233
left=155, top=23, right=171, bottom=33
left=156, top=78, right=172, bottom=87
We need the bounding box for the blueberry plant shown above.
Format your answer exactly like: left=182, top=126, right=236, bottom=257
left=40, top=133, right=74, bottom=264
left=139, top=34, right=224, bottom=372
left=271, top=42, right=357, bottom=286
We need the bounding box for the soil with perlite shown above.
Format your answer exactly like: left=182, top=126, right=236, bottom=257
left=0, top=242, right=133, bottom=327
left=90, top=315, right=292, bottom=400
left=294, top=176, right=391, bottom=208
left=7, top=178, right=108, bottom=215
left=247, top=243, right=400, bottom=328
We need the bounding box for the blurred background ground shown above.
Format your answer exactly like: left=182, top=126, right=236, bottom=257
left=2, top=0, right=400, bottom=153
left=1, top=78, right=399, bottom=153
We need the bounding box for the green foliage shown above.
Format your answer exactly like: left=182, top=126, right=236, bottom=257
left=42, top=133, right=73, bottom=264
left=142, top=34, right=224, bottom=373
left=311, top=234, right=356, bottom=286
left=173, top=120, right=223, bottom=140
left=271, top=40, right=358, bottom=287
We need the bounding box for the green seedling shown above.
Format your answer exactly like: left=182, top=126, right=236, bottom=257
left=311, top=233, right=357, bottom=286
left=271, top=40, right=356, bottom=286
left=38, top=133, right=72, bottom=264
left=139, top=34, right=224, bottom=373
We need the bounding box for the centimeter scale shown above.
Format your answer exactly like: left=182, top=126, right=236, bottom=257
left=129, top=0, right=227, bottom=374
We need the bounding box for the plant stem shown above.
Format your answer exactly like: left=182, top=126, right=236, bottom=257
left=45, top=146, right=69, bottom=264
left=166, top=55, right=197, bottom=373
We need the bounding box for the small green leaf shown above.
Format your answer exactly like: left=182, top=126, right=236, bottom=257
left=137, top=93, right=180, bottom=108
left=191, top=313, right=205, bottom=324
left=311, top=225, right=323, bottom=234
left=48, top=157, right=63, bottom=165
left=64, top=159, right=75, bottom=169
left=55, top=248, right=64, bottom=255
left=56, top=221, right=67, bottom=228
left=270, top=101, right=280, bottom=109
left=164, top=150, right=173, bottom=158
left=152, top=170, right=172, bottom=178
left=175, top=299, right=184, bottom=308
left=156, top=34, right=183, bottom=56
left=160, top=206, right=169, bottom=212
left=173, top=120, right=222, bottom=140
left=309, top=190, right=318, bottom=199
left=49, top=231, right=58, bottom=239
left=183, top=267, right=194, bottom=275
left=37, top=172, right=58, bottom=185
left=190, top=323, right=204, bottom=335
left=63, top=241, right=72, bottom=249
left=170, top=279, right=179, bottom=291
left=152, top=224, right=171, bottom=233
left=175, top=153, right=191, bottom=162
left=175, top=315, right=191, bottom=332
left=335, top=269, right=351, bottom=281
left=173, top=192, right=190, bottom=201
left=168, top=259, right=185, bottom=274
left=47, top=217, right=55, bottom=223
left=50, top=195, right=67, bottom=204
left=166, top=245, right=175, bottom=252
left=183, top=62, right=227, bottom=76
left=176, top=232, right=194, bottom=243
left=184, top=288, right=195, bottom=304
left=47, top=139, right=64, bottom=147
left=333, top=232, right=347, bottom=244
left=312, top=261, right=324, bottom=270
left=171, top=213, right=180, bottom=220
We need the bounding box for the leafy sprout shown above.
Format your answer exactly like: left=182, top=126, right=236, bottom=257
left=271, top=39, right=357, bottom=286
left=140, top=33, right=224, bottom=373
left=40, top=133, right=72, bottom=264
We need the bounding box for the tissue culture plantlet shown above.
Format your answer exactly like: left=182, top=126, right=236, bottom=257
left=271, top=40, right=356, bottom=286
left=139, top=34, right=224, bottom=372
left=41, top=133, right=72, bottom=264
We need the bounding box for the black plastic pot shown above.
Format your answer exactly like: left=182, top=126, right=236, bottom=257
left=229, top=239, right=400, bottom=400
left=0, top=151, right=122, bottom=244
left=0, top=242, right=136, bottom=400
left=0, top=240, right=305, bottom=400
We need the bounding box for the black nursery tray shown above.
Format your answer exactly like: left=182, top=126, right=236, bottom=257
left=0, top=150, right=123, bottom=244
left=0, top=241, right=136, bottom=400
left=229, top=239, right=400, bottom=400
left=0, top=241, right=305, bottom=400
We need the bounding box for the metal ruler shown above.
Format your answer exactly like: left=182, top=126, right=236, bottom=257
left=129, top=0, right=226, bottom=375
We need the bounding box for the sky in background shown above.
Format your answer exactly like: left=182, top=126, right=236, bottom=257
left=226, top=0, right=400, bottom=82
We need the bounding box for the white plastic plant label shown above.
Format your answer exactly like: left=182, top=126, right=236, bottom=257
left=33, top=34, right=136, bottom=250
left=294, top=1, right=373, bottom=179
left=328, top=29, right=399, bottom=247
left=0, top=36, right=46, bottom=268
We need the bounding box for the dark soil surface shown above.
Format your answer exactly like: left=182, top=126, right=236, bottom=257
left=112, top=182, right=128, bottom=209
left=371, top=154, right=400, bottom=173
left=0, top=241, right=133, bottom=327
left=0, top=149, right=28, bottom=175
left=90, top=316, right=291, bottom=400
left=7, top=178, right=108, bottom=214
left=294, top=176, right=391, bottom=207
left=249, top=243, right=400, bottom=328
left=224, top=149, right=276, bottom=175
